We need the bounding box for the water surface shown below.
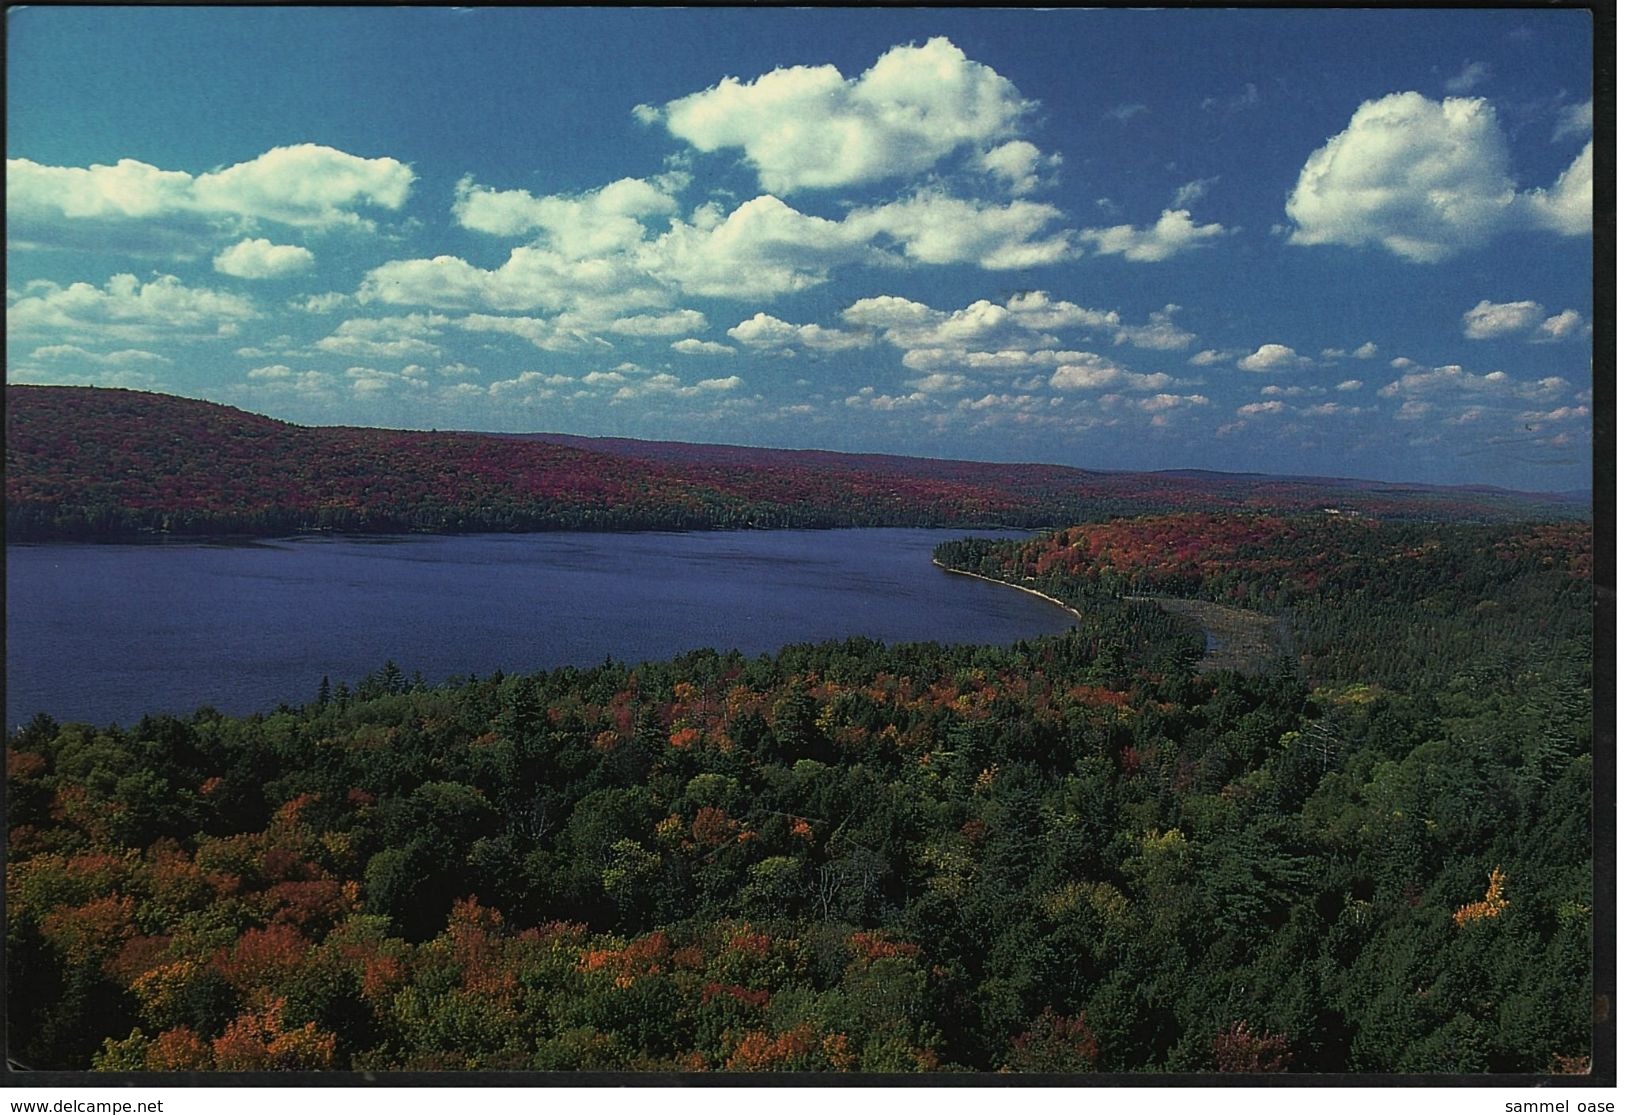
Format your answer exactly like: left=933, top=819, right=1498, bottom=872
left=7, top=528, right=1073, bottom=727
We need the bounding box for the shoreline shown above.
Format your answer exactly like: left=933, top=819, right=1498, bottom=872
left=6, top=522, right=1058, bottom=547
left=932, top=559, right=1083, bottom=621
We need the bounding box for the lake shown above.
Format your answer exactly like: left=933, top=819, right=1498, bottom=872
left=6, top=528, right=1075, bottom=729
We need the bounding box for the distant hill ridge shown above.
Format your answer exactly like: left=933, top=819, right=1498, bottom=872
left=3, top=386, right=1588, bottom=540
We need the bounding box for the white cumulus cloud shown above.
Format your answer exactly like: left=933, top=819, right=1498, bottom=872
left=846, top=191, right=1078, bottom=269
left=1113, top=304, right=1196, bottom=351
left=8, top=145, right=413, bottom=252
left=6, top=273, right=258, bottom=343
left=1462, top=298, right=1544, bottom=339
left=487, top=370, right=568, bottom=403
left=1378, top=362, right=1544, bottom=399
left=1303, top=402, right=1362, bottom=417
left=30, top=344, right=171, bottom=366
left=903, top=348, right=1091, bottom=373
left=314, top=317, right=447, bottom=361
left=1444, top=61, right=1492, bottom=94
left=907, top=371, right=975, bottom=395
left=362, top=244, right=669, bottom=318
left=598, top=309, right=707, bottom=337
left=845, top=386, right=929, bottom=411
left=728, top=312, right=873, bottom=353
left=1520, top=141, right=1592, bottom=236
left=1554, top=100, right=1593, bottom=141
left=1081, top=209, right=1227, bottom=262
left=1237, top=344, right=1310, bottom=372
left=237, top=365, right=339, bottom=400
left=373, top=176, right=1084, bottom=315
left=695, top=375, right=743, bottom=391
left=1001, top=291, right=1120, bottom=332
left=455, top=313, right=611, bottom=353
left=213, top=237, right=314, bottom=279
left=651, top=37, right=1033, bottom=194
left=1321, top=341, right=1379, bottom=360
left=194, top=145, right=414, bottom=226
left=1286, top=93, right=1515, bottom=262
left=612, top=371, right=741, bottom=400
left=1171, top=178, right=1218, bottom=209
left=640, top=195, right=882, bottom=300
left=293, top=292, right=351, bottom=314
left=1050, top=353, right=1174, bottom=393
left=843, top=290, right=1116, bottom=356
left=1519, top=405, right=1589, bottom=425
left=1138, top=392, right=1209, bottom=412
left=1535, top=309, right=1587, bottom=341
left=1236, top=400, right=1288, bottom=417
left=452, top=175, right=679, bottom=255
left=978, top=140, right=1062, bottom=195
left=1286, top=92, right=1591, bottom=262
left=672, top=338, right=735, bottom=357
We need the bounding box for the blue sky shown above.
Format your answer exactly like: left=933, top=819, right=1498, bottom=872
left=6, top=7, right=1595, bottom=491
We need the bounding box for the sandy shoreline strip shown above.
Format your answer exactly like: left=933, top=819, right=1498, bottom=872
left=932, top=559, right=1082, bottom=621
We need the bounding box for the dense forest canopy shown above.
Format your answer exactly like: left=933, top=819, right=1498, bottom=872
left=4, top=386, right=1588, bottom=540
left=6, top=511, right=1595, bottom=1074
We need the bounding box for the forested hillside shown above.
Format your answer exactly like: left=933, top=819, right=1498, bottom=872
left=5, top=386, right=1587, bottom=539
left=933, top=513, right=1594, bottom=691
left=6, top=515, right=1594, bottom=1073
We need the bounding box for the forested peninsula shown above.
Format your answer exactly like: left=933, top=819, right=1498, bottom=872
left=7, top=504, right=1594, bottom=1073
left=4, top=386, right=1587, bottom=539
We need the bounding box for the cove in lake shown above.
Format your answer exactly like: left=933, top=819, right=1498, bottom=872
left=6, top=528, right=1075, bottom=729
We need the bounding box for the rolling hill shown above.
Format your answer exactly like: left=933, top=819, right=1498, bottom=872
left=4, top=386, right=1588, bottom=540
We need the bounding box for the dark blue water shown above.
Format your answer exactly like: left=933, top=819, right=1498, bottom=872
left=6, top=529, right=1074, bottom=728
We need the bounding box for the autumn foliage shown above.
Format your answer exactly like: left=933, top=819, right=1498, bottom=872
left=4, top=496, right=1593, bottom=1074
left=1454, top=867, right=1510, bottom=928
left=1004, top=1009, right=1100, bottom=1072
left=6, top=386, right=1584, bottom=540
left=1213, top=1021, right=1293, bottom=1072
